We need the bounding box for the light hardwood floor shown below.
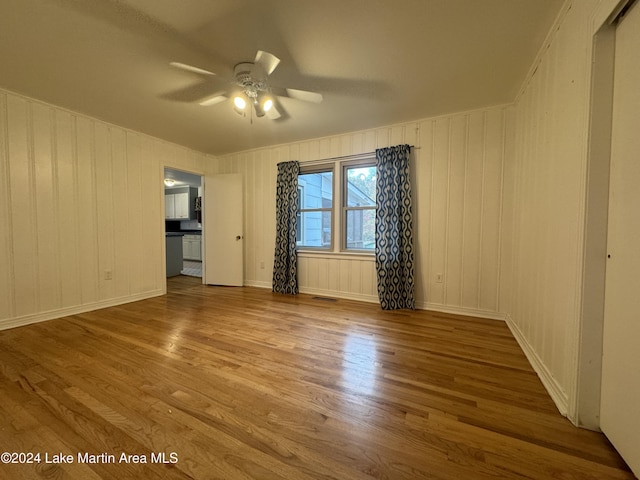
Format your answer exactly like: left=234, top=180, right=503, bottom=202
left=0, top=276, right=634, bottom=480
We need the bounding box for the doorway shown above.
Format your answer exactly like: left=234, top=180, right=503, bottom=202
left=163, top=167, right=204, bottom=281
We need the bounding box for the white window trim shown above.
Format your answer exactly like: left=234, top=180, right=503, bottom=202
left=296, top=185, right=304, bottom=245
left=342, top=159, right=376, bottom=253
left=296, top=155, right=376, bottom=257
left=297, top=164, right=335, bottom=251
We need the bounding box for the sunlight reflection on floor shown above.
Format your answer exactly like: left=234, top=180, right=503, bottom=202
left=341, top=332, right=378, bottom=396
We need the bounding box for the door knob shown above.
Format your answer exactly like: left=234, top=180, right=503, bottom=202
left=236, top=235, right=243, bottom=241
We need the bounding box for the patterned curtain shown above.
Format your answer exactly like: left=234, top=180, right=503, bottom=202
left=375, top=145, right=415, bottom=310
left=272, top=161, right=300, bottom=294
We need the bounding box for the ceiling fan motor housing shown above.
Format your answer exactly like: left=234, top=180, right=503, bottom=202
left=234, top=62, right=268, bottom=97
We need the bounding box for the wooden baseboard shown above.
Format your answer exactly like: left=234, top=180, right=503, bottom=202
left=419, top=302, right=506, bottom=321
left=243, top=280, right=272, bottom=289
left=505, top=313, right=569, bottom=417
left=298, top=287, right=379, bottom=304
left=0, top=289, right=165, bottom=331
left=246, top=281, right=506, bottom=320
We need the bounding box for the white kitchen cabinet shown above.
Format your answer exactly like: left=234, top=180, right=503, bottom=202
left=173, top=192, right=190, bottom=219
left=165, top=188, right=197, bottom=220
left=165, top=195, right=175, bottom=219
left=182, top=234, right=202, bottom=261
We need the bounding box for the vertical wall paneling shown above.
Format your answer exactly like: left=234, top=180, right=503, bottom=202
left=33, top=103, right=59, bottom=313
left=446, top=115, right=467, bottom=306
left=499, top=108, right=516, bottom=315
left=7, top=95, right=38, bottom=318
left=94, top=122, right=115, bottom=301
left=149, top=138, right=164, bottom=291
left=0, top=87, right=208, bottom=330
left=479, top=109, right=504, bottom=312
left=126, top=132, right=144, bottom=296
left=249, top=152, right=257, bottom=283
left=55, top=110, right=81, bottom=308
left=430, top=118, right=449, bottom=305
left=0, top=93, right=14, bottom=320
left=221, top=106, right=512, bottom=317
left=462, top=112, right=484, bottom=309
left=413, top=120, right=432, bottom=306
left=0, top=90, right=512, bottom=327
left=507, top=0, right=604, bottom=422
left=248, top=152, right=256, bottom=282
left=110, top=128, right=130, bottom=299
left=267, top=153, right=277, bottom=284
left=76, top=116, right=99, bottom=305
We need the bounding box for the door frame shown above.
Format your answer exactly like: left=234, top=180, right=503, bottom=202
left=162, top=165, right=206, bottom=289
left=577, top=0, right=633, bottom=429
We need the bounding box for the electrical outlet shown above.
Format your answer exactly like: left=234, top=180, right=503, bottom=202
left=436, top=273, right=443, bottom=283
left=260, top=261, right=265, bottom=270
left=104, top=270, right=113, bottom=280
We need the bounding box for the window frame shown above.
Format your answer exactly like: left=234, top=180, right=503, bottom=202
left=296, top=164, right=335, bottom=251
left=296, top=185, right=304, bottom=245
left=341, top=159, right=377, bottom=253
left=295, top=155, right=378, bottom=256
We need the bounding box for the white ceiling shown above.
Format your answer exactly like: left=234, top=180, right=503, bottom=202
left=0, top=0, right=563, bottom=156
left=164, top=167, right=201, bottom=187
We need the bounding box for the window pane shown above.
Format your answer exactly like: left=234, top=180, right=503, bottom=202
left=297, top=169, right=333, bottom=249
left=297, top=211, right=332, bottom=248
left=298, top=171, right=333, bottom=208
left=346, top=209, right=375, bottom=250
left=346, top=166, right=376, bottom=207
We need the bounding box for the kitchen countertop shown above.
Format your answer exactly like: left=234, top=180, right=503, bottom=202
left=165, top=231, right=202, bottom=237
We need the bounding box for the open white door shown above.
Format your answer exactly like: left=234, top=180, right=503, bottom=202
left=601, top=2, right=640, bottom=476
left=203, top=174, right=244, bottom=286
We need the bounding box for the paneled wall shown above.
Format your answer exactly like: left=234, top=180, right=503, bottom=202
left=0, top=88, right=208, bottom=329
left=0, top=0, right=617, bottom=430
left=216, top=105, right=513, bottom=319
left=507, top=0, right=599, bottom=421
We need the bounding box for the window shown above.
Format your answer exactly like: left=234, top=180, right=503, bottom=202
left=297, top=168, right=333, bottom=249
left=296, top=158, right=377, bottom=253
left=343, top=163, right=376, bottom=251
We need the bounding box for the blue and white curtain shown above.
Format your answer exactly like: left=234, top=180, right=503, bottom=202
left=272, top=161, right=300, bottom=294
left=375, top=145, right=415, bottom=310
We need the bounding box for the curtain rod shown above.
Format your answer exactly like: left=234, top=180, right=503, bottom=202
left=300, top=145, right=417, bottom=166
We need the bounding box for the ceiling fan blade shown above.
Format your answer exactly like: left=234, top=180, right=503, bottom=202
left=254, top=50, right=280, bottom=76
left=198, top=94, right=228, bottom=106
left=170, top=62, right=216, bottom=76
left=265, top=102, right=282, bottom=120
left=285, top=88, right=323, bottom=104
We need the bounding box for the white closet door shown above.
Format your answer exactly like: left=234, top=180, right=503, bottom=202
left=601, top=2, right=640, bottom=477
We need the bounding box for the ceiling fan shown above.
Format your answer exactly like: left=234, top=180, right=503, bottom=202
left=170, top=50, right=323, bottom=120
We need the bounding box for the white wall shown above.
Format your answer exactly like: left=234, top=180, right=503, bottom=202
left=215, top=105, right=513, bottom=319
left=505, top=0, right=618, bottom=424
left=0, top=88, right=210, bottom=330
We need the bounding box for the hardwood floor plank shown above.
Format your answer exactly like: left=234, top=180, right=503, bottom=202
left=0, top=276, right=634, bottom=479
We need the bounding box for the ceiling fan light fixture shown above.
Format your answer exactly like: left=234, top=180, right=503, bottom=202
left=233, top=96, right=246, bottom=110
left=252, top=97, right=265, bottom=118
left=172, top=50, right=321, bottom=122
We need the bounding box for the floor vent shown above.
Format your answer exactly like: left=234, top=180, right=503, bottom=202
left=312, top=296, right=338, bottom=302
